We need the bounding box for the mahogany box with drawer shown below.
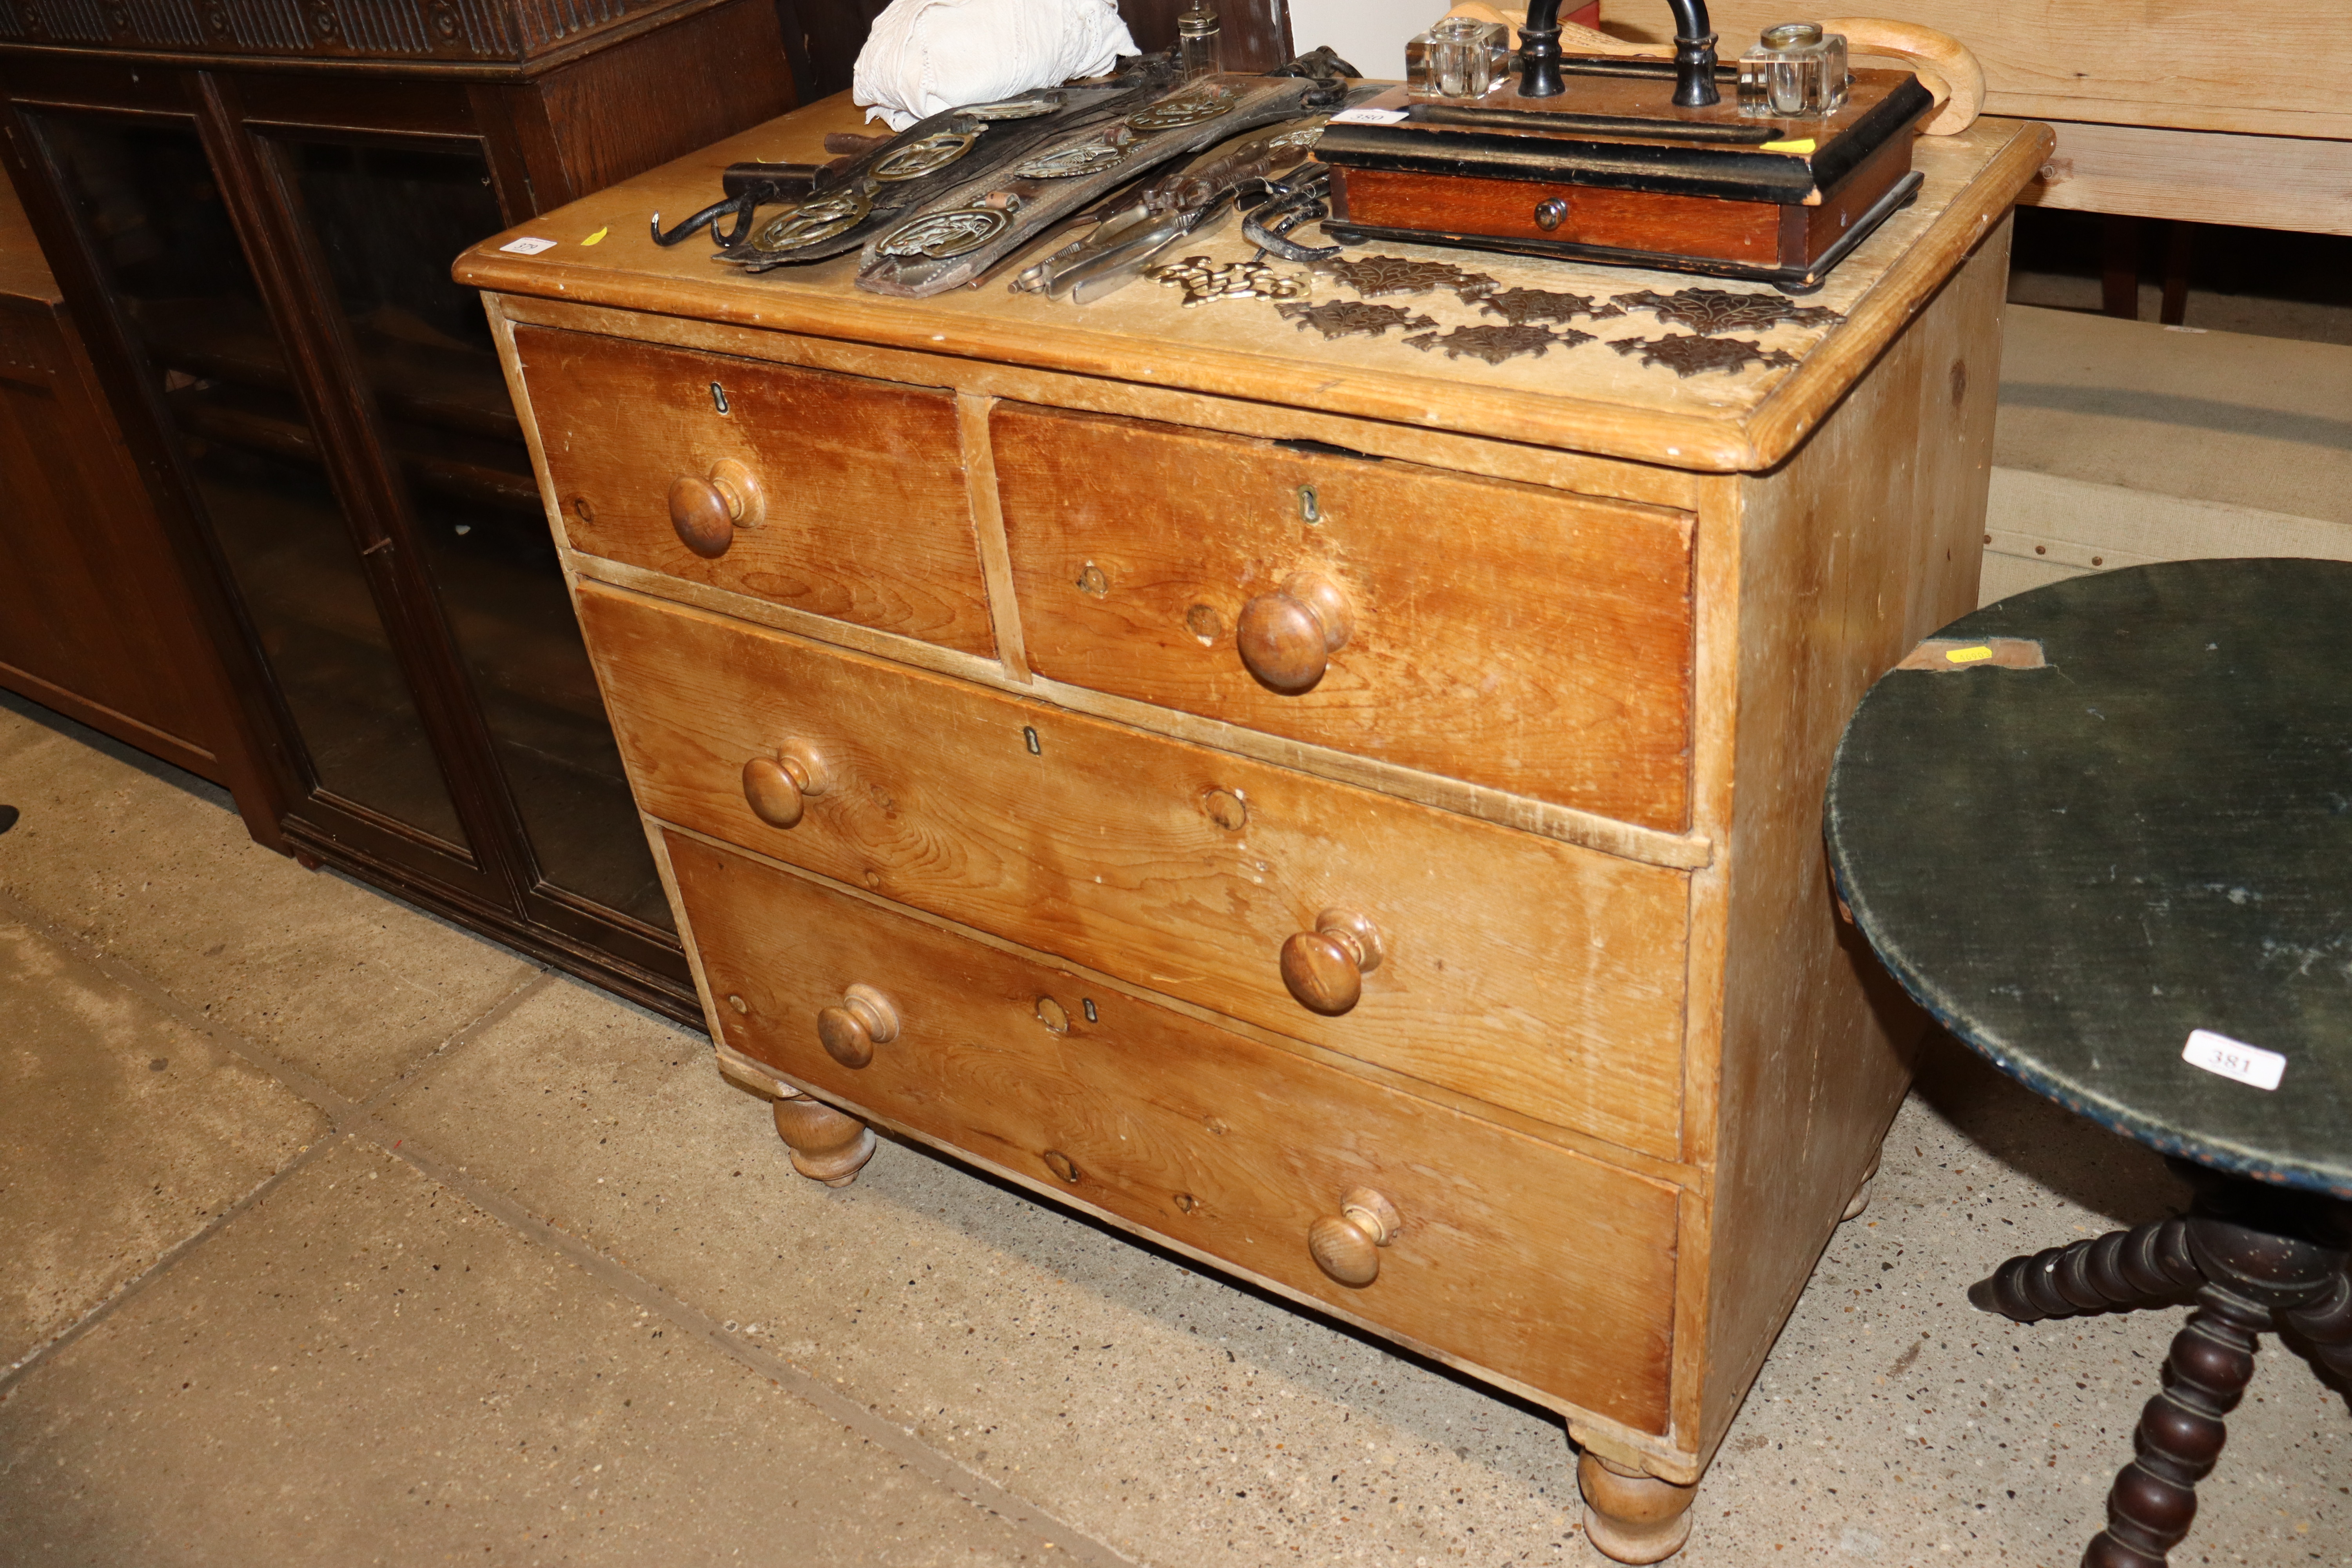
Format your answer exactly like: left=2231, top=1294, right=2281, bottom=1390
left=456, top=91, right=2051, bottom=1561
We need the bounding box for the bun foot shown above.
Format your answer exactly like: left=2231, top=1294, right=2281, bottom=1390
left=1579, top=1452, right=1697, bottom=1564
left=1843, top=1150, right=1884, bottom=1221
left=773, top=1093, right=877, bottom=1187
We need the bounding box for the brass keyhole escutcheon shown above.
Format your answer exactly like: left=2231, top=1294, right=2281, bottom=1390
left=1042, top=1149, right=1082, bottom=1184
left=1077, top=563, right=1109, bottom=596
left=1035, top=995, right=1070, bottom=1034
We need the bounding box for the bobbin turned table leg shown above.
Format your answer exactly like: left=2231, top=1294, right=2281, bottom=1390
left=773, top=1091, right=877, bottom=1187
left=1578, top=1451, right=1698, bottom=1564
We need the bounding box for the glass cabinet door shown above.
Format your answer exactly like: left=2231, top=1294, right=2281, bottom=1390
left=279, top=136, right=674, bottom=933
left=36, top=113, right=476, bottom=853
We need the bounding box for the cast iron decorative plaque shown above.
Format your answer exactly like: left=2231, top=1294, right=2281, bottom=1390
left=1609, top=333, right=1802, bottom=376
left=1476, top=288, right=1625, bottom=327
left=1314, top=254, right=1499, bottom=301
left=1612, top=287, right=1845, bottom=336
left=1274, top=300, right=1439, bottom=340
left=1403, top=323, right=1591, bottom=365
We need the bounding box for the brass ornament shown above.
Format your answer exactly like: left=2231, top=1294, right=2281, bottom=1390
left=1611, top=287, right=1845, bottom=336
left=744, top=187, right=873, bottom=254
left=1608, top=333, right=1802, bottom=376
left=1275, top=299, right=1437, bottom=340
left=1403, top=323, right=1591, bottom=365
left=872, top=131, right=980, bottom=183
left=1477, top=287, right=1625, bottom=327
left=1312, top=253, right=1498, bottom=301
left=1127, top=91, right=1236, bottom=132
left=1014, top=141, right=1131, bottom=180
left=1145, top=255, right=1308, bottom=307
left=875, top=207, right=1012, bottom=260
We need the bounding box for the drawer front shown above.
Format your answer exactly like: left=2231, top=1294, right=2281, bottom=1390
left=582, top=581, right=1689, bottom=1158
left=992, top=402, right=1696, bottom=832
left=672, top=832, right=1679, bottom=1433
left=514, top=324, right=993, bottom=653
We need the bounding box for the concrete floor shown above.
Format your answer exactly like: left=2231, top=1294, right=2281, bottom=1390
left=3, top=695, right=2348, bottom=1568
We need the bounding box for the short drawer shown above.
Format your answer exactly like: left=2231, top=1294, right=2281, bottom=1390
left=671, top=832, right=1679, bottom=1434
left=991, top=401, right=1696, bottom=831
left=514, top=324, right=993, bottom=653
left=583, top=581, right=1690, bottom=1159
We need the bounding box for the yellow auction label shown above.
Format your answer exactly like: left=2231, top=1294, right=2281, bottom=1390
left=1945, top=646, right=1993, bottom=664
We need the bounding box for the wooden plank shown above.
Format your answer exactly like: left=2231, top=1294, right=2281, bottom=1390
left=1612, top=0, right=2352, bottom=143
left=671, top=830, right=1681, bottom=1432
left=995, top=401, right=1699, bottom=832
left=578, top=580, right=1694, bottom=1159
left=1692, top=212, right=2015, bottom=1466
left=2022, top=121, right=2352, bottom=236
left=512, top=322, right=997, bottom=654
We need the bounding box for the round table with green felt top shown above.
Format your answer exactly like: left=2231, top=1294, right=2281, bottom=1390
left=1823, top=559, right=2352, bottom=1568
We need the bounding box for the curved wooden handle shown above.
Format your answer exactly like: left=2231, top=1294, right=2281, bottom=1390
left=1278, top=908, right=1383, bottom=1016
left=668, top=457, right=764, bottom=558
left=1816, top=17, right=1984, bottom=135
left=741, top=742, right=831, bottom=829
left=1236, top=573, right=1351, bottom=694
left=815, top=982, right=898, bottom=1069
left=1308, top=1187, right=1401, bottom=1287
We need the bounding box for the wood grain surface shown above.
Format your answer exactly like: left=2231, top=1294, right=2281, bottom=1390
left=670, top=830, right=1680, bottom=1431
left=1335, top=168, right=1780, bottom=263
left=578, top=580, right=1692, bottom=1158
left=514, top=323, right=995, bottom=652
left=994, top=402, right=1696, bottom=831
left=454, top=93, right=2051, bottom=473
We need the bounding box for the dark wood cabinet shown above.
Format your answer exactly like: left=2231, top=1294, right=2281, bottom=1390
left=0, top=0, right=796, bottom=1018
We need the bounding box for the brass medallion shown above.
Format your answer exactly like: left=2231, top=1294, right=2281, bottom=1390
left=1608, top=333, right=1802, bottom=376
left=1403, top=323, right=1590, bottom=365
left=744, top=187, right=872, bottom=254
left=1274, top=300, right=1436, bottom=340
left=873, top=131, right=980, bottom=183
left=1127, top=91, right=1235, bottom=132
left=1014, top=141, right=1131, bottom=180
left=1611, top=287, right=1845, bottom=336
left=875, top=207, right=1011, bottom=260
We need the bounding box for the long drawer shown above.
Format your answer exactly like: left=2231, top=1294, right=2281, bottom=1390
left=991, top=401, right=1697, bottom=832
left=514, top=325, right=995, bottom=654
left=581, top=581, right=1691, bottom=1159
left=670, top=831, right=1679, bottom=1434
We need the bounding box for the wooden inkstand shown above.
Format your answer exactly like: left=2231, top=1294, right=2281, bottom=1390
left=1320, top=0, right=1937, bottom=291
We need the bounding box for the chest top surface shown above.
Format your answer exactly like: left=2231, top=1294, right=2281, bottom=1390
left=1826, top=559, right=2352, bottom=1198
left=454, top=92, right=2048, bottom=474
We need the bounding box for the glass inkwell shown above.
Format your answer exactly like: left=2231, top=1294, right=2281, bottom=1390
left=1175, top=5, right=1223, bottom=81
left=1737, top=22, right=1849, bottom=118
left=1406, top=15, right=1512, bottom=100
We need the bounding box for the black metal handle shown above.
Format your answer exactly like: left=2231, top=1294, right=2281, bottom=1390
left=1519, top=0, right=1717, bottom=107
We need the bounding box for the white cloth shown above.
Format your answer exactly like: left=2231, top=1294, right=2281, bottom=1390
left=851, top=0, right=1140, bottom=131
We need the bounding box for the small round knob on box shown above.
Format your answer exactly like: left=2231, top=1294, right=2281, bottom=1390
left=1308, top=1187, right=1401, bottom=1287
left=1236, top=572, right=1351, bottom=693
left=1279, top=908, right=1383, bottom=1015
left=1533, top=196, right=1568, bottom=232
left=815, top=982, right=899, bottom=1069
left=668, top=458, right=764, bottom=558
left=741, top=742, right=831, bottom=829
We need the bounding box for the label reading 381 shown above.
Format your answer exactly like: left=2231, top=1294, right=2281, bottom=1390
left=2182, top=1028, right=2286, bottom=1091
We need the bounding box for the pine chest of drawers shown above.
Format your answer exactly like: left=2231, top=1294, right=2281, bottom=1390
left=457, top=94, right=2050, bottom=1562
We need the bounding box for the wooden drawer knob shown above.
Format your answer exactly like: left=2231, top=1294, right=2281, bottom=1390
left=1279, top=908, right=1383, bottom=1016
left=741, top=742, right=831, bottom=829
left=815, top=982, right=898, bottom=1069
left=668, top=457, right=764, bottom=558
left=1308, top=1187, right=1401, bottom=1287
left=1236, top=573, right=1350, bottom=693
